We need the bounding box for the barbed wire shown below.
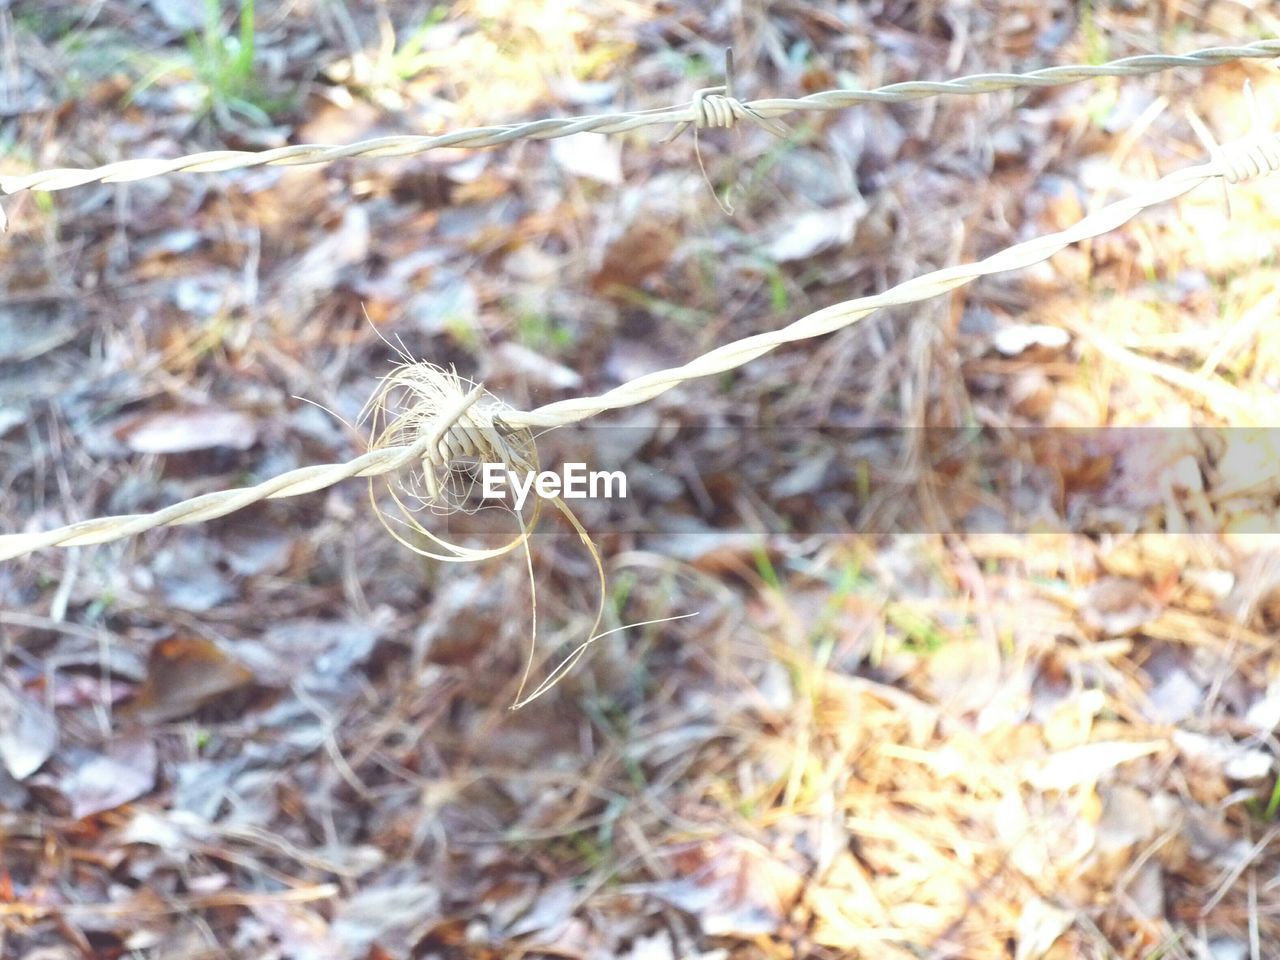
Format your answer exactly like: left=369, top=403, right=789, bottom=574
left=2, top=123, right=1276, bottom=561
left=508, top=125, right=1280, bottom=429
left=0, top=39, right=1277, bottom=196
left=0, top=425, right=443, bottom=560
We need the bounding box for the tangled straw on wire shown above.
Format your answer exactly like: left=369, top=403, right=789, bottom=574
left=358, top=357, right=696, bottom=707
left=1, top=121, right=1277, bottom=564
left=361, top=359, right=625, bottom=707
left=0, top=39, right=1276, bottom=197
left=362, top=361, right=540, bottom=562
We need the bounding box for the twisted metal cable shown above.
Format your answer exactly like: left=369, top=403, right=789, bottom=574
left=0, top=389, right=486, bottom=562
left=664, top=49, right=790, bottom=141
left=503, top=134, right=1278, bottom=427
left=2, top=128, right=1275, bottom=561
left=1, top=39, right=1277, bottom=196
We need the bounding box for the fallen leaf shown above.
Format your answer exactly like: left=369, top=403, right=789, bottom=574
left=1245, top=680, right=1280, bottom=734
left=1212, top=430, right=1280, bottom=500
left=1014, top=896, right=1075, bottom=960
left=551, top=132, right=622, bottom=185
left=764, top=201, right=866, bottom=262
left=1203, top=939, right=1249, bottom=960
left=1025, top=740, right=1164, bottom=792
left=591, top=215, right=678, bottom=293
left=154, top=535, right=241, bottom=612
left=486, top=341, right=583, bottom=391
left=415, top=574, right=505, bottom=666
left=147, top=0, right=205, bottom=31
left=992, top=323, right=1070, bottom=357
left=1097, top=431, right=1204, bottom=512
left=806, top=852, right=894, bottom=951
left=119, top=808, right=198, bottom=854
left=331, top=882, right=441, bottom=957
left=644, top=839, right=803, bottom=938
left=283, top=207, right=371, bottom=307
left=257, top=619, right=380, bottom=693
left=404, top=274, right=479, bottom=336
left=0, top=678, right=58, bottom=780
left=503, top=881, right=577, bottom=940
left=624, top=932, right=677, bottom=960
left=1146, top=666, right=1203, bottom=724
left=0, top=764, right=27, bottom=806
left=1102, top=86, right=1159, bottom=134
left=251, top=900, right=340, bottom=960
left=62, top=738, right=157, bottom=819
left=171, top=273, right=237, bottom=317
left=1094, top=783, right=1155, bottom=853
left=1079, top=577, right=1162, bottom=636
left=1173, top=729, right=1277, bottom=782
left=173, top=757, right=246, bottom=819
left=221, top=526, right=293, bottom=577
left=125, top=635, right=256, bottom=723
left=0, top=306, right=80, bottom=363
left=924, top=639, right=1003, bottom=717
left=118, top=407, right=258, bottom=454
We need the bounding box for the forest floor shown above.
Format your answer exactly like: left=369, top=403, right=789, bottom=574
left=3, top=1, right=1280, bottom=958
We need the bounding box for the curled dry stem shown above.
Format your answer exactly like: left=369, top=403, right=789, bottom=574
left=363, top=360, right=692, bottom=707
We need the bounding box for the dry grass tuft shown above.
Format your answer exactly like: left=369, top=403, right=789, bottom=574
left=363, top=356, right=693, bottom=707
left=364, top=358, right=540, bottom=561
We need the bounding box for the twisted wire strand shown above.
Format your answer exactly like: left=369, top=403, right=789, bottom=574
left=0, top=431, right=436, bottom=562
left=3, top=130, right=1275, bottom=560
left=1213, top=82, right=1280, bottom=184
left=506, top=131, right=1280, bottom=427
left=1, top=39, right=1276, bottom=196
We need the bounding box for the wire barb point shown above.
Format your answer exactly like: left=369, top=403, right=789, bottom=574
left=665, top=47, right=789, bottom=142
left=1212, top=81, right=1280, bottom=185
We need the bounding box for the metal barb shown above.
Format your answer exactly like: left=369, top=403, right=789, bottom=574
left=1214, top=80, right=1280, bottom=185
left=3, top=38, right=1277, bottom=195
left=665, top=47, right=789, bottom=142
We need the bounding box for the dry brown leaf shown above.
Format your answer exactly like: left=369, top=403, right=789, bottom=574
left=125, top=636, right=256, bottom=724
left=591, top=216, right=678, bottom=294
